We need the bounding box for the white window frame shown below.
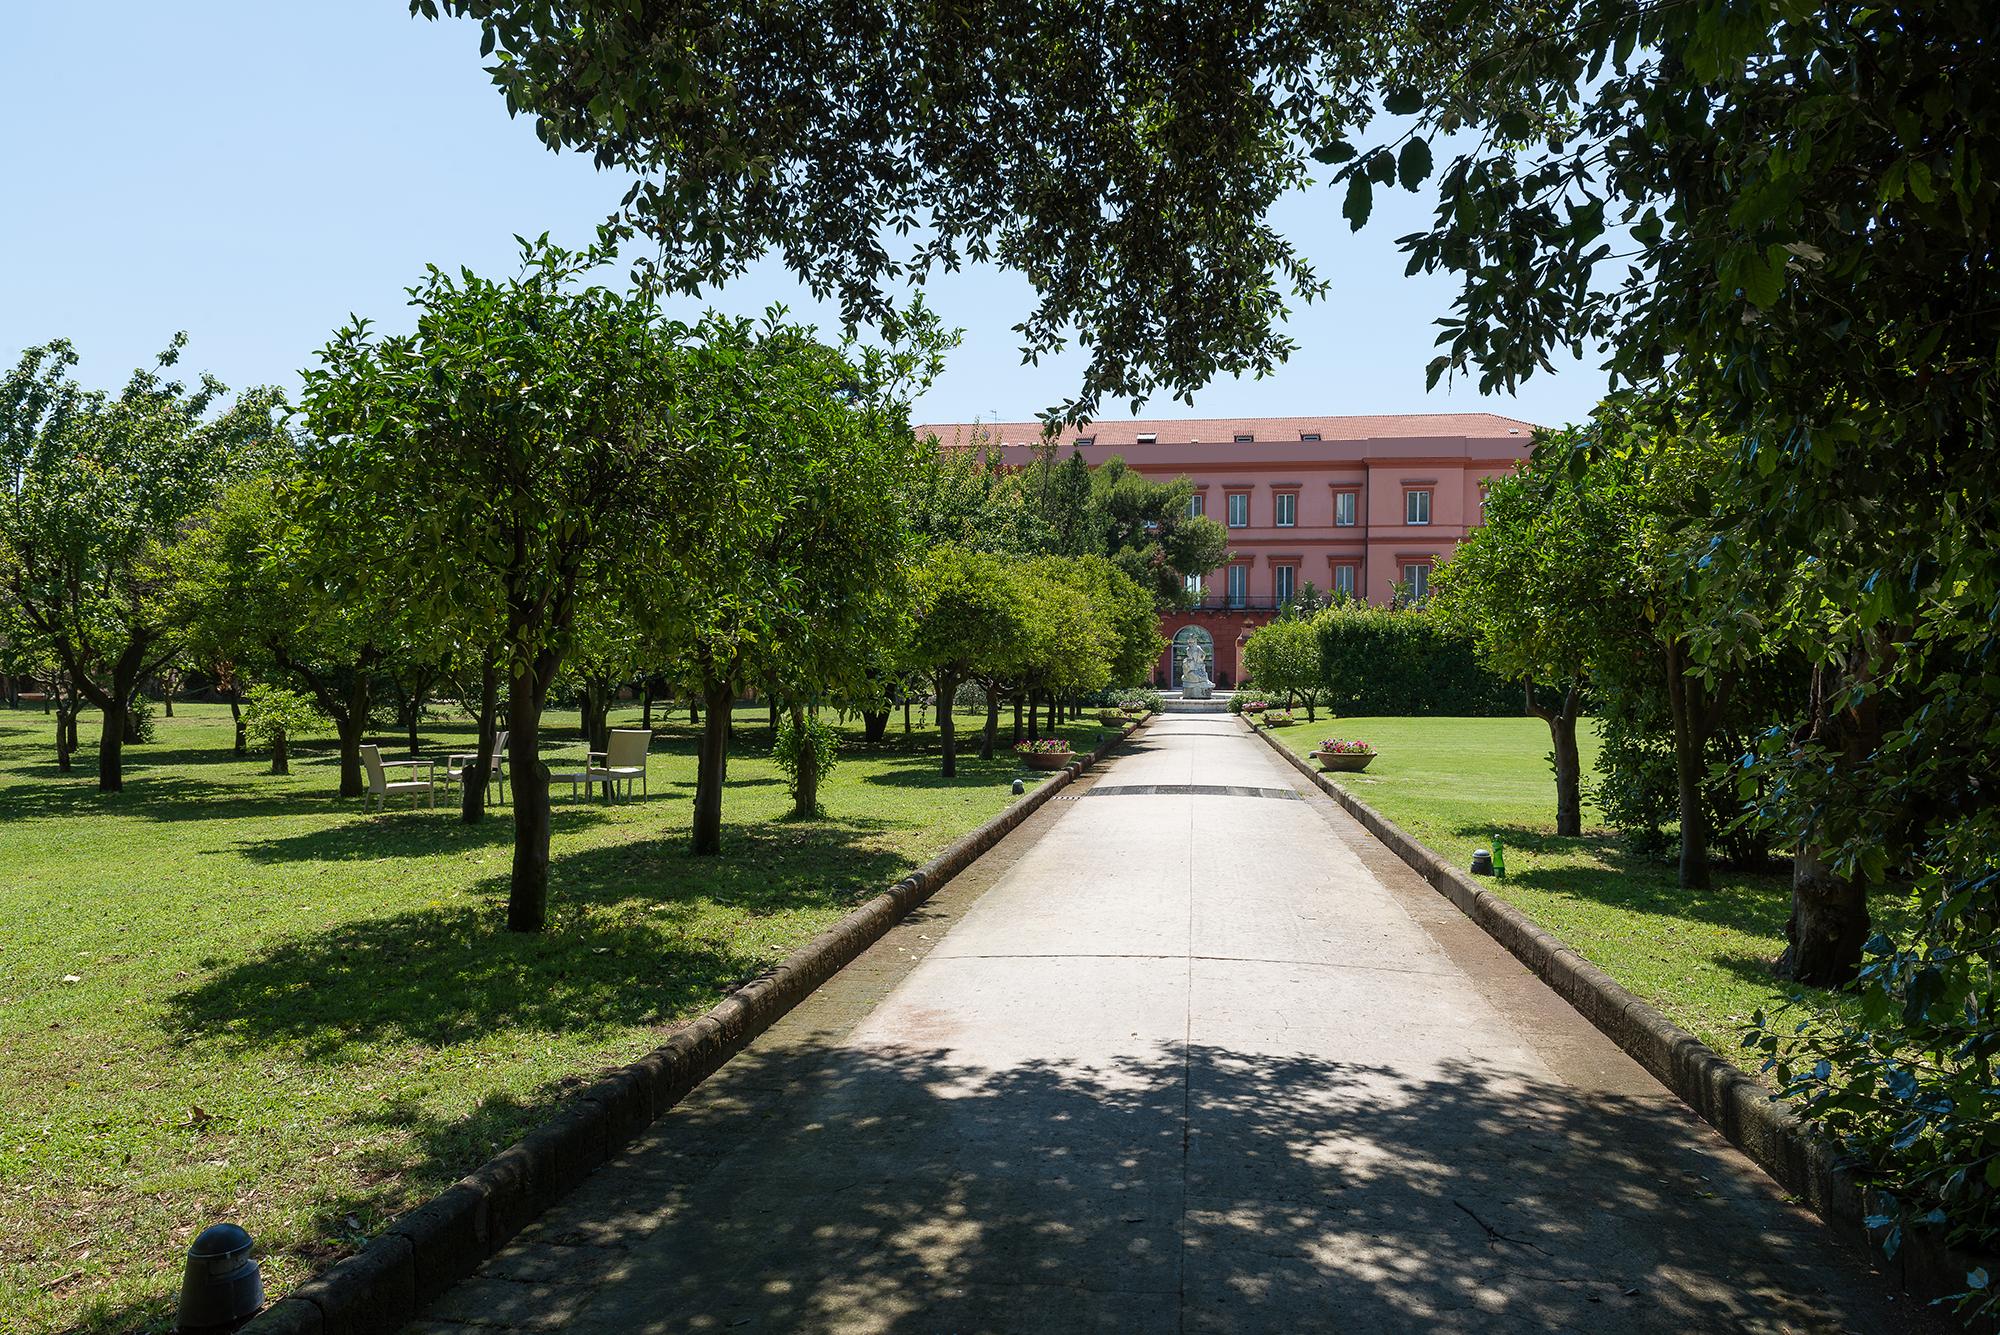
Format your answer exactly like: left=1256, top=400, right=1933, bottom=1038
left=1333, top=564, right=1356, bottom=596
left=1274, top=564, right=1296, bottom=605
left=1226, top=564, right=1248, bottom=608
left=1334, top=491, right=1357, bottom=527
left=1185, top=572, right=1204, bottom=598
left=1405, top=488, right=1432, bottom=526
left=1187, top=492, right=1204, bottom=519
left=1403, top=562, right=1431, bottom=600
left=1274, top=491, right=1297, bottom=527
left=1226, top=492, right=1250, bottom=528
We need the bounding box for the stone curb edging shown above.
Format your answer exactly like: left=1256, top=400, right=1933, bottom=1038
left=1245, top=717, right=1992, bottom=1317
left=244, top=717, right=1150, bottom=1335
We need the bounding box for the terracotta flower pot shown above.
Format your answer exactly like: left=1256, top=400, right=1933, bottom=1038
left=1312, top=750, right=1376, bottom=772
left=1020, top=749, right=1074, bottom=771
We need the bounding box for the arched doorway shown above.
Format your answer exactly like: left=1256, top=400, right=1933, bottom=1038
left=1170, top=625, right=1215, bottom=685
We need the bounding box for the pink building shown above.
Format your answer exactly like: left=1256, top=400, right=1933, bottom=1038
left=917, top=412, right=1536, bottom=687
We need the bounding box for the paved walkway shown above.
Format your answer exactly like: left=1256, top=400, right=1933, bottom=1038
left=408, top=715, right=1935, bottom=1334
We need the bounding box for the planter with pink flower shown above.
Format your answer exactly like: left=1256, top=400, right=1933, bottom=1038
left=1311, top=738, right=1376, bottom=772
left=1260, top=709, right=1297, bottom=727
left=1015, top=738, right=1075, bottom=771
left=1240, top=699, right=1270, bottom=716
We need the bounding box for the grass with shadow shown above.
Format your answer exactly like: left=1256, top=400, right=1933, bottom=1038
left=1260, top=715, right=1877, bottom=1075
left=0, top=699, right=1111, bottom=1334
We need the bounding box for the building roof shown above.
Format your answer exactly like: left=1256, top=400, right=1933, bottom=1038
left=915, top=411, right=1538, bottom=448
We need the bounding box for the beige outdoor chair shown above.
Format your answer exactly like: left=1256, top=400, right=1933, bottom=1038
left=588, top=728, right=653, bottom=802
left=361, top=743, right=438, bottom=812
left=444, top=730, right=509, bottom=802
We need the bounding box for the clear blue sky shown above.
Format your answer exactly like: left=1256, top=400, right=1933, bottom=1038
left=2, top=4, right=1604, bottom=429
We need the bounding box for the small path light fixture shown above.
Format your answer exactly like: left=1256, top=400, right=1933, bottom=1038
left=1470, top=848, right=1495, bottom=876
left=176, top=1223, right=264, bottom=1332
left=1010, top=778, right=1025, bottom=795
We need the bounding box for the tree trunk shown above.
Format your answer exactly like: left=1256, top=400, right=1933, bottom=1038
left=862, top=709, right=889, bottom=744
left=692, top=676, right=735, bottom=854
left=768, top=698, right=780, bottom=733
left=1012, top=694, right=1023, bottom=744
left=580, top=681, right=611, bottom=754
left=689, top=696, right=700, bottom=725
left=271, top=727, right=290, bottom=775
left=1027, top=690, right=1041, bottom=742
left=99, top=701, right=127, bottom=792
left=1775, top=842, right=1870, bottom=987
left=462, top=655, right=499, bottom=825
left=1527, top=681, right=1585, bottom=838
left=787, top=701, right=819, bottom=817
left=507, top=661, right=553, bottom=932
left=903, top=700, right=912, bottom=737
left=1662, top=639, right=1711, bottom=890
left=937, top=670, right=961, bottom=777
left=1775, top=662, right=1880, bottom=986
left=54, top=698, right=73, bottom=772
left=981, top=689, right=999, bottom=760
left=641, top=685, right=654, bottom=731
left=229, top=689, right=246, bottom=756
left=406, top=704, right=422, bottom=757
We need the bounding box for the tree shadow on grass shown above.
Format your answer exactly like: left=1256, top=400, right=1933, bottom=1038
left=1452, top=821, right=1796, bottom=940
left=0, top=771, right=354, bottom=826
left=228, top=801, right=614, bottom=864
left=164, top=820, right=911, bottom=1059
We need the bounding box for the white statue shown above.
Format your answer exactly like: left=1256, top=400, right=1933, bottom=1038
left=1180, top=643, right=1214, bottom=700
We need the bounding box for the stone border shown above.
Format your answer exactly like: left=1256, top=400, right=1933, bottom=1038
left=243, top=717, right=1149, bottom=1335
left=1246, top=717, right=1992, bottom=1316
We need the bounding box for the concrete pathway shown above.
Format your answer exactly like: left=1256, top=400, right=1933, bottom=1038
left=408, top=715, right=1936, bottom=1334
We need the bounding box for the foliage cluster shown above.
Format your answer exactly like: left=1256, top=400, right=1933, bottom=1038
left=1309, top=602, right=1514, bottom=717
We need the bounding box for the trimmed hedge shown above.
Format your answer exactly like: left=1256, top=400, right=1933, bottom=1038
left=1311, top=603, right=1517, bottom=716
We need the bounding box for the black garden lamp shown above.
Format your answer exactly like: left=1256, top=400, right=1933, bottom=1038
left=176, top=1223, right=264, bottom=1331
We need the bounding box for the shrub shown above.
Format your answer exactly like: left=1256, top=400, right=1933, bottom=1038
left=772, top=713, right=843, bottom=812
left=242, top=685, right=327, bottom=774
left=1227, top=690, right=1256, bottom=714
left=1111, top=688, right=1162, bottom=714
left=125, top=693, right=157, bottom=744
left=1310, top=603, right=1515, bottom=715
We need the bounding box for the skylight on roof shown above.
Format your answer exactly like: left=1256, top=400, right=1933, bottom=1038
left=1233, top=433, right=1254, bottom=442
left=1300, top=432, right=1322, bottom=441
left=1136, top=432, right=1157, bottom=444
left=1075, top=435, right=1095, bottom=446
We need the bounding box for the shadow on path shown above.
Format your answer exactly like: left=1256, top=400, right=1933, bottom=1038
left=430, top=1038, right=1926, bottom=1335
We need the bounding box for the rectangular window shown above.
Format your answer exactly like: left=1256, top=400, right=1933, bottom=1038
left=1185, top=572, right=1204, bottom=598
left=1406, top=489, right=1432, bottom=525
left=1226, top=492, right=1249, bottom=527
left=1187, top=492, right=1204, bottom=519
left=1334, top=491, right=1357, bottom=526
left=1274, top=492, right=1297, bottom=527
left=1403, top=563, right=1431, bottom=600
left=1274, top=565, right=1296, bottom=605
left=1300, top=432, right=1322, bottom=442
left=1226, top=564, right=1248, bottom=608
left=1233, top=433, right=1255, bottom=443
left=1333, top=564, right=1356, bottom=596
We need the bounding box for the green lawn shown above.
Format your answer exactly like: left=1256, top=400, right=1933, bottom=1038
left=0, top=699, right=1110, bottom=1335
left=1259, top=715, right=1858, bottom=1073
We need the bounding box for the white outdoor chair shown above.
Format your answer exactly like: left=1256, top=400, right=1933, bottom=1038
left=588, top=728, right=653, bottom=802
left=361, top=743, right=438, bottom=812
left=444, top=729, right=509, bottom=802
